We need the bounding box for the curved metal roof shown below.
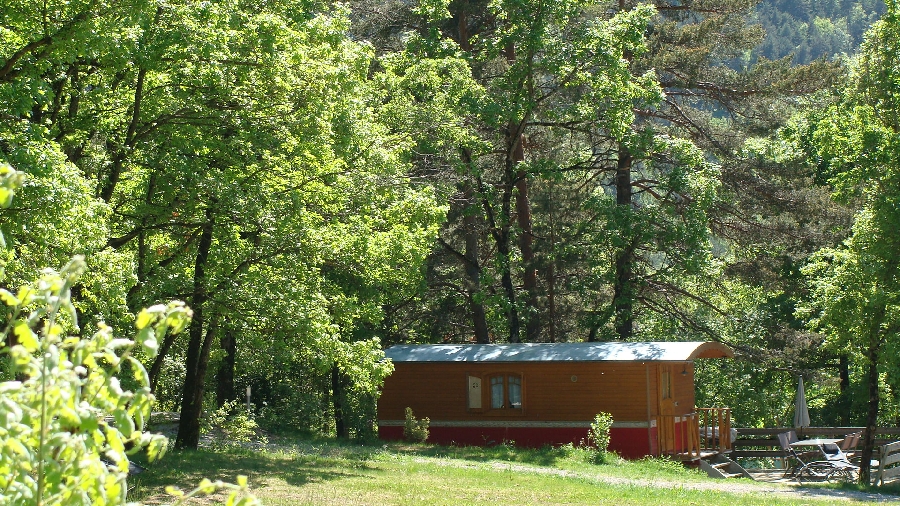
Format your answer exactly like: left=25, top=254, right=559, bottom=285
left=384, top=341, right=733, bottom=363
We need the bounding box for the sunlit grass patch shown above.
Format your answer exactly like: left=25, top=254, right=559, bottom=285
left=128, top=436, right=895, bottom=505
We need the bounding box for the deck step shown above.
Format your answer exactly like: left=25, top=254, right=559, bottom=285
left=700, top=454, right=754, bottom=480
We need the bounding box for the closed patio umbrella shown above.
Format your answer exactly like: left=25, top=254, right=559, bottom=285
left=794, top=375, right=810, bottom=428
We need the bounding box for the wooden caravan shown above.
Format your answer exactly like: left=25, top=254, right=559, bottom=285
left=377, top=341, right=734, bottom=459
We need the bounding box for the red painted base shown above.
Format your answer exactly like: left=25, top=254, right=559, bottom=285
left=379, top=425, right=657, bottom=459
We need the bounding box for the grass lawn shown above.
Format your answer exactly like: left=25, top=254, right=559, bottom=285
left=129, top=437, right=900, bottom=505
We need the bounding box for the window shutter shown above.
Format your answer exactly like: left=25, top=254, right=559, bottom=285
left=468, top=375, right=482, bottom=409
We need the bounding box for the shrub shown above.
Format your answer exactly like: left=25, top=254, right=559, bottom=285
left=202, top=399, right=267, bottom=449
left=403, top=407, right=430, bottom=443
left=588, top=412, right=614, bottom=456
left=0, top=258, right=187, bottom=504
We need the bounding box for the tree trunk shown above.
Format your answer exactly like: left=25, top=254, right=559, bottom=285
left=216, top=326, right=236, bottom=407
left=175, top=211, right=215, bottom=450
left=613, top=146, right=635, bottom=340
left=515, top=149, right=539, bottom=342
left=462, top=178, right=490, bottom=343
left=859, top=343, right=880, bottom=485
left=839, top=354, right=850, bottom=426
left=480, top=170, right=521, bottom=343
left=453, top=19, right=491, bottom=344
left=148, top=332, right=178, bottom=394
left=98, top=6, right=162, bottom=202
left=453, top=8, right=531, bottom=344
left=465, top=217, right=490, bottom=343
left=839, top=354, right=850, bottom=393
left=496, top=209, right=520, bottom=343
left=332, top=365, right=348, bottom=439
left=99, top=66, right=145, bottom=202
left=175, top=309, right=219, bottom=450
left=545, top=250, right=556, bottom=343
left=505, top=41, right=539, bottom=342
left=544, top=180, right=558, bottom=342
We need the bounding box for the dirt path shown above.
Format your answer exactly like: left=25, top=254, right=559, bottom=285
left=159, top=424, right=899, bottom=504
left=416, top=458, right=900, bottom=503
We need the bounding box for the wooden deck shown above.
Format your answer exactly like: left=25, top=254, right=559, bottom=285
left=744, top=469, right=798, bottom=483
left=673, top=450, right=722, bottom=462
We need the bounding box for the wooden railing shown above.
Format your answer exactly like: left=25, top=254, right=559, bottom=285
left=657, top=413, right=697, bottom=458
left=698, top=407, right=732, bottom=453
left=731, top=427, right=900, bottom=459
left=657, top=407, right=732, bottom=459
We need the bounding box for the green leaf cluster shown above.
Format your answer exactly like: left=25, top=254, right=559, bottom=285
left=0, top=255, right=189, bottom=504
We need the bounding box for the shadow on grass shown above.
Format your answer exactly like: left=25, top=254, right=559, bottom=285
left=128, top=445, right=385, bottom=502
left=380, top=439, right=604, bottom=468
left=128, top=435, right=900, bottom=502
left=127, top=434, right=595, bottom=500
left=821, top=479, right=900, bottom=496
left=877, top=482, right=900, bottom=495
left=248, top=433, right=566, bottom=467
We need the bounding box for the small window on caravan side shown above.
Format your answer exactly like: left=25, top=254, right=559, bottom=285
left=488, top=373, right=523, bottom=412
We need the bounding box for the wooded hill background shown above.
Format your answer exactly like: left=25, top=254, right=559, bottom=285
left=754, top=0, right=885, bottom=63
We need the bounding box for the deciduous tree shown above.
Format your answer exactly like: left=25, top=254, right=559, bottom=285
left=800, top=1, right=900, bottom=483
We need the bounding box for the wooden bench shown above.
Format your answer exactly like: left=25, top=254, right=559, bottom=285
left=874, top=440, right=900, bottom=485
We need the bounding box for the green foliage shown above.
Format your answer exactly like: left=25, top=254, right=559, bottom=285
left=0, top=256, right=189, bottom=504
left=254, top=364, right=331, bottom=436
left=753, top=0, right=885, bottom=63
left=403, top=407, right=430, bottom=443
left=0, top=162, right=25, bottom=258
left=201, top=400, right=266, bottom=450
left=0, top=166, right=257, bottom=503
left=587, top=412, right=613, bottom=453
left=794, top=2, right=900, bottom=484
left=388, top=0, right=681, bottom=342
left=0, top=0, right=879, bottom=456
left=2, top=0, right=444, bottom=445
left=0, top=107, right=117, bottom=283
left=164, top=475, right=257, bottom=506
left=798, top=2, right=900, bottom=361
left=0, top=163, right=24, bottom=212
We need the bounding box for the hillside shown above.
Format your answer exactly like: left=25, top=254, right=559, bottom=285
left=754, top=0, right=886, bottom=62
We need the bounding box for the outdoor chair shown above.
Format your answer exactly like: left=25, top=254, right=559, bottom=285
left=836, top=431, right=879, bottom=472
left=777, top=431, right=812, bottom=478
left=838, top=431, right=861, bottom=460
left=822, top=442, right=849, bottom=462
left=794, top=441, right=859, bottom=483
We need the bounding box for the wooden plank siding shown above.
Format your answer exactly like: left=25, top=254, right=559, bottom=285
left=378, top=361, right=697, bottom=424
left=671, top=362, right=696, bottom=416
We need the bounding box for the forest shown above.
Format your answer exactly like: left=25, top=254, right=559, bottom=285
left=753, top=0, right=885, bottom=63
left=1, top=0, right=899, bottom=492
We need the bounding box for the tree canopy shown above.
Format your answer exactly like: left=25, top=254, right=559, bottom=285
left=798, top=1, right=900, bottom=482
left=1, top=0, right=899, bottom=469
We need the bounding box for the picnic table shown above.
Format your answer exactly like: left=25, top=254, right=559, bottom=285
left=790, top=438, right=841, bottom=449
